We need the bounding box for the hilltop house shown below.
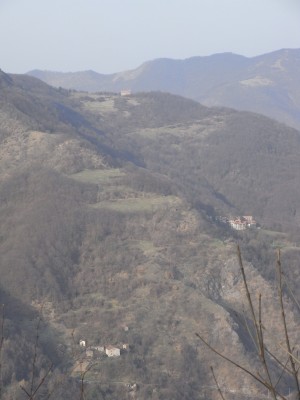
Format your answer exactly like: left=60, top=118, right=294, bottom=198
left=120, top=89, right=131, bottom=96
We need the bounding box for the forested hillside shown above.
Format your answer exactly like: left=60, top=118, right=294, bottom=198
left=1, top=70, right=300, bottom=399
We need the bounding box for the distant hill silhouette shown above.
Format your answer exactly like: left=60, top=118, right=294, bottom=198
left=27, top=48, right=300, bottom=129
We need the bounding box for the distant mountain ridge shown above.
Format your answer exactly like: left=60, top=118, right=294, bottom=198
left=27, top=48, right=300, bottom=129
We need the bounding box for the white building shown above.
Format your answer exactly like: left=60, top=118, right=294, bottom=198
left=229, top=219, right=247, bottom=230
left=105, top=346, right=121, bottom=357
left=120, top=89, right=131, bottom=96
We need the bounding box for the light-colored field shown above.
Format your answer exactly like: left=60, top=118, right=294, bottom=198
left=92, top=195, right=178, bottom=213
left=71, top=92, right=118, bottom=114
left=71, top=168, right=181, bottom=214
left=260, top=229, right=287, bottom=238
left=83, top=98, right=116, bottom=114
left=240, top=76, right=274, bottom=87
left=130, top=240, right=159, bottom=254
left=70, top=168, right=125, bottom=184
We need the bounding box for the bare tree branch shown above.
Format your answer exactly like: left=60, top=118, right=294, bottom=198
left=210, top=366, right=226, bottom=400
left=0, top=304, right=4, bottom=400
left=276, top=250, right=300, bottom=398
left=237, top=246, right=277, bottom=399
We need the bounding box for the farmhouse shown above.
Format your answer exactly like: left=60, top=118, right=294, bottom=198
left=228, top=216, right=257, bottom=231
left=243, top=216, right=257, bottom=227
left=229, top=218, right=247, bottom=231
left=105, top=345, right=121, bottom=357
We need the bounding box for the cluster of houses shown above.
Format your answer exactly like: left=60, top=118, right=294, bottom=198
left=79, top=339, right=129, bottom=358
left=216, top=215, right=257, bottom=231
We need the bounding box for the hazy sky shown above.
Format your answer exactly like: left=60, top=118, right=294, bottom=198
left=0, top=0, right=299, bottom=74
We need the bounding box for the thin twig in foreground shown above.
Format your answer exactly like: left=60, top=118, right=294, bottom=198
left=0, top=304, right=4, bottom=400
left=210, top=366, right=226, bottom=400
left=237, top=246, right=277, bottom=399
left=277, top=250, right=300, bottom=399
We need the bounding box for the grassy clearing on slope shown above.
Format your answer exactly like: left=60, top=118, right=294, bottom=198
left=259, top=229, right=287, bottom=238
left=83, top=98, right=116, bottom=114
left=72, top=92, right=118, bottom=114
left=71, top=168, right=181, bottom=214
left=70, top=168, right=125, bottom=184
left=92, top=195, right=179, bottom=213
left=129, top=240, right=160, bottom=255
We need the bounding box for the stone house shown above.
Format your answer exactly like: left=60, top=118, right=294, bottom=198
left=105, top=346, right=121, bottom=357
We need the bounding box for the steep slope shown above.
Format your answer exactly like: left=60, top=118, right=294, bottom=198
left=1, top=73, right=300, bottom=399
left=28, top=48, right=300, bottom=129
left=75, top=91, right=300, bottom=231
